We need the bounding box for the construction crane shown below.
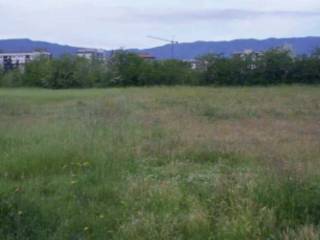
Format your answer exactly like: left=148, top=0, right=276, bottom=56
left=147, top=35, right=179, bottom=59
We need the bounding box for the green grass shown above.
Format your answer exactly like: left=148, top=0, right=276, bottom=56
left=1, top=86, right=320, bottom=239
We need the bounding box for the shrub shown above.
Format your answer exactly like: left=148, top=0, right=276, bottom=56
left=1, top=47, right=320, bottom=88
left=0, top=70, right=23, bottom=87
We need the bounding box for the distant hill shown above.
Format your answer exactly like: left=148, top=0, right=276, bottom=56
left=144, top=37, right=320, bottom=59
left=1, top=37, right=320, bottom=59
left=0, top=39, right=79, bottom=57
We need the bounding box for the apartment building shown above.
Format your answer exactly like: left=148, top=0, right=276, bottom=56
left=76, top=49, right=106, bottom=61
left=0, top=51, right=51, bottom=70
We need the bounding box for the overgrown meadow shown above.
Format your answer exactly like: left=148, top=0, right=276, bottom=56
left=1, top=86, right=320, bottom=239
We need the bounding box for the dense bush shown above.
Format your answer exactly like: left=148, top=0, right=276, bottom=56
left=108, top=51, right=197, bottom=86
left=198, top=47, right=320, bottom=86
left=22, top=56, right=109, bottom=89
left=0, top=69, right=23, bottom=87
left=0, top=48, right=320, bottom=88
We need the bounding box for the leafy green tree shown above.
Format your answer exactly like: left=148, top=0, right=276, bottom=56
left=0, top=65, right=4, bottom=85
left=158, top=60, right=196, bottom=85
left=23, top=57, right=52, bottom=87
left=88, top=59, right=111, bottom=87
left=197, top=49, right=296, bottom=86
left=260, top=48, right=294, bottom=84
left=136, top=61, right=161, bottom=85
left=108, top=51, right=144, bottom=86
left=196, top=53, right=222, bottom=84
left=0, top=69, right=23, bottom=87
left=2, top=47, right=320, bottom=88
left=290, top=50, right=320, bottom=84
left=42, top=56, right=89, bottom=89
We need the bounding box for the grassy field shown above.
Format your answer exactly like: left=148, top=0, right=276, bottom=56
left=1, top=86, right=320, bottom=239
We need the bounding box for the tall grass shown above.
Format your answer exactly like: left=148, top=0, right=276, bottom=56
left=0, top=86, right=320, bottom=239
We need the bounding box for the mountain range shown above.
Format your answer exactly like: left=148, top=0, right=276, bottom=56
left=0, top=37, right=320, bottom=59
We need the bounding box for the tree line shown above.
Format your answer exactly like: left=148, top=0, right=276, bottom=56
left=0, top=48, right=320, bottom=88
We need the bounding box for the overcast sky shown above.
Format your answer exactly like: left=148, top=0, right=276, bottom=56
left=1, top=0, right=320, bottom=49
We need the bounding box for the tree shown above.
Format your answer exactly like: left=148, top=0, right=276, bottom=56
left=260, top=48, right=294, bottom=84
left=108, top=51, right=144, bottom=86
left=290, top=49, right=320, bottom=84
left=0, top=69, right=23, bottom=87
left=197, top=53, right=223, bottom=84
left=23, top=56, right=52, bottom=87
left=0, top=65, right=4, bottom=86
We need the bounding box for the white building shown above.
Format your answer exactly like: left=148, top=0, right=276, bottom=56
left=0, top=51, right=51, bottom=69
left=183, top=59, right=201, bottom=70
left=77, top=49, right=106, bottom=61
left=233, top=49, right=264, bottom=59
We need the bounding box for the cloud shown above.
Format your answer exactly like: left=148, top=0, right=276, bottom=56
left=132, top=9, right=320, bottom=23
left=0, top=1, right=319, bottom=49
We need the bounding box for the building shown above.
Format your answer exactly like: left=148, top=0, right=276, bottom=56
left=138, top=53, right=156, bottom=61
left=232, top=49, right=264, bottom=70
left=77, top=49, right=106, bottom=61
left=0, top=51, right=51, bottom=70
left=233, top=49, right=263, bottom=60
left=183, top=59, right=201, bottom=70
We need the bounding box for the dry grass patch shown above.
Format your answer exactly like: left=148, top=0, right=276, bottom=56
left=1, top=86, right=320, bottom=239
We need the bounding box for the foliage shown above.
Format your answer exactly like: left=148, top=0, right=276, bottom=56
left=1, top=48, right=320, bottom=88
left=109, top=51, right=197, bottom=86
left=22, top=56, right=52, bottom=87
left=199, top=48, right=287, bottom=85
left=0, top=69, right=23, bottom=87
